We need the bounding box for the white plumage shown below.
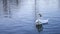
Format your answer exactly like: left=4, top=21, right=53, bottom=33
left=35, top=18, right=49, bottom=24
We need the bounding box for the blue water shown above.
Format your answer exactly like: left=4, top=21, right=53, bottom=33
left=0, top=0, right=60, bottom=34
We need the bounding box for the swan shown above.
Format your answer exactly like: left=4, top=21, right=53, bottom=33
left=35, top=18, right=49, bottom=24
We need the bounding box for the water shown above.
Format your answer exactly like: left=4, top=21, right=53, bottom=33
left=0, top=0, right=60, bottom=34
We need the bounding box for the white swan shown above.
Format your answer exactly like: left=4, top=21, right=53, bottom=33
left=35, top=18, right=49, bottom=24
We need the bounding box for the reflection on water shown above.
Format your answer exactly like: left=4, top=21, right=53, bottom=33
left=3, top=0, right=8, bottom=17
left=3, top=0, right=12, bottom=18
left=16, top=0, right=18, bottom=5
left=36, top=24, right=43, bottom=32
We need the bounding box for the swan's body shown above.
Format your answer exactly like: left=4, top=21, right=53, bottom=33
left=35, top=19, right=48, bottom=24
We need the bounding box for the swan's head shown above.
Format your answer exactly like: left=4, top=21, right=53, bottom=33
left=38, top=13, right=42, bottom=17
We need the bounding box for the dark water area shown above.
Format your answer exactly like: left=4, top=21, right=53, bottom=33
left=0, top=0, right=60, bottom=34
